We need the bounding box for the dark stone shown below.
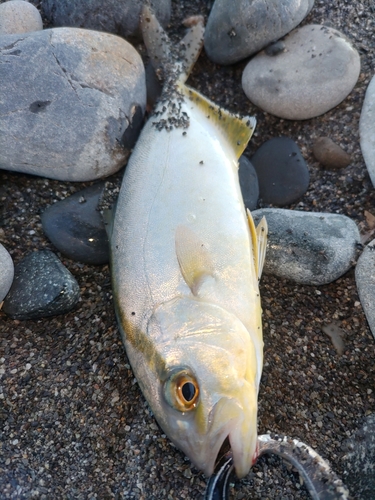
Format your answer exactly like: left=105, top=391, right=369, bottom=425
left=41, top=183, right=109, bottom=265
left=250, top=137, right=309, bottom=206
left=2, top=250, right=80, bottom=320
left=42, top=0, right=171, bottom=40
left=238, top=155, right=259, bottom=211
left=312, top=137, right=351, bottom=170
left=342, top=414, right=375, bottom=499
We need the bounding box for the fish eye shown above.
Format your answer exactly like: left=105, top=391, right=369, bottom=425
left=164, top=369, right=199, bottom=412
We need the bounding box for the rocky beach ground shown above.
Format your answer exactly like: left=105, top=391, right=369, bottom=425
left=1, top=0, right=375, bottom=499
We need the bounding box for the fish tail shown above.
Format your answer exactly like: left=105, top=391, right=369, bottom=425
left=140, top=5, right=204, bottom=84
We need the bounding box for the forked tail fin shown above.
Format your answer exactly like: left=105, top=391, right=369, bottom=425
left=140, top=5, right=204, bottom=84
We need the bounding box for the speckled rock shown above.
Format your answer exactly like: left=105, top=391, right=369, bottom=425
left=355, top=239, right=375, bottom=340
left=41, top=183, right=109, bottom=265
left=250, top=137, right=309, bottom=206
left=239, top=155, right=259, bottom=211
left=252, top=208, right=361, bottom=285
left=242, top=25, right=360, bottom=120
left=342, top=414, right=375, bottom=499
left=360, top=75, right=375, bottom=188
left=42, top=0, right=171, bottom=40
left=0, top=0, right=43, bottom=35
left=312, top=137, right=351, bottom=170
left=0, top=28, right=146, bottom=181
left=204, top=0, right=314, bottom=65
left=0, top=244, right=14, bottom=302
left=2, top=250, right=80, bottom=320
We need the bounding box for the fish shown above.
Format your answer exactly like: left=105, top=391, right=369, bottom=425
left=109, top=6, right=268, bottom=479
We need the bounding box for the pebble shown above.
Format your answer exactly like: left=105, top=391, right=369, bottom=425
left=0, top=28, right=146, bottom=181
left=0, top=0, right=43, bottom=35
left=2, top=250, right=80, bottom=320
left=0, top=244, right=14, bottom=302
left=42, top=0, right=171, bottom=40
left=359, top=75, right=375, bottom=188
left=204, top=0, right=314, bottom=65
left=252, top=208, right=361, bottom=285
left=250, top=137, right=309, bottom=206
left=355, top=238, right=375, bottom=340
left=41, top=183, right=109, bottom=265
left=312, top=137, right=351, bottom=170
left=238, top=155, right=259, bottom=211
left=342, top=414, right=375, bottom=499
left=242, top=24, right=360, bottom=120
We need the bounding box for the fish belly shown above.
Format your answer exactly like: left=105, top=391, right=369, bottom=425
left=111, top=100, right=261, bottom=354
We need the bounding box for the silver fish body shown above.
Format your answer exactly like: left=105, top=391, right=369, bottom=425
left=110, top=8, right=267, bottom=478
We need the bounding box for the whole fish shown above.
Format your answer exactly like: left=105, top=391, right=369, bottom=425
left=110, top=6, right=267, bottom=478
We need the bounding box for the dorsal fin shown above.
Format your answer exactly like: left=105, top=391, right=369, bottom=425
left=180, top=84, right=256, bottom=158
left=175, top=225, right=214, bottom=295
left=247, top=209, right=268, bottom=280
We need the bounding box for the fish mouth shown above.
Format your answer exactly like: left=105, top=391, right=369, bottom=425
left=205, top=396, right=258, bottom=479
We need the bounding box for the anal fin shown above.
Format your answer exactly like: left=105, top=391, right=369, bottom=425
left=247, top=209, right=268, bottom=280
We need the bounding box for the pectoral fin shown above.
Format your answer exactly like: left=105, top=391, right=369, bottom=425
left=175, top=225, right=214, bottom=295
left=247, top=209, right=268, bottom=280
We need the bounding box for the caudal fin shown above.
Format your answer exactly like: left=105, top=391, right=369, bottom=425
left=140, top=5, right=204, bottom=84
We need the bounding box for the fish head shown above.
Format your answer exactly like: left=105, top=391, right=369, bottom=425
left=145, top=296, right=262, bottom=478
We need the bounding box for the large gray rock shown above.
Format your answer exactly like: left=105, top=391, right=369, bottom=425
left=42, top=0, right=171, bottom=40
left=360, top=75, right=375, bottom=188
left=0, top=243, right=14, bottom=302
left=204, top=0, right=314, bottom=65
left=0, top=0, right=43, bottom=35
left=253, top=209, right=360, bottom=285
left=242, top=25, right=360, bottom=120
left=0, top=28, right=146, bottom=182
left=355, top=238, right=375, bottom=340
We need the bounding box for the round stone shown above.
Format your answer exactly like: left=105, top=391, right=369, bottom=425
left=42, top=0, right=171, bottom=40
left=355, top=238, right=375, bottom=340
left=0, top=243, right=14, bottom=302
left=204, top=0, right=314, bottom=65
left=242, top=24, right=360, bottom=120
left=2, top=250, right=80, bottom=320
left=312, top=137, right=351, bottom=170
left=252, top=208, right=361, bottom=285
left=360, top=75, right=375, bottom=188
left=0, top=0, right=43, bottom=35
left=41, top=183, right=110, bottom=265
left=250, top=137, right=309, bottom=206
left=238, top=155, right=259, bottom=211
left=0, top=28, right=146, bottom=181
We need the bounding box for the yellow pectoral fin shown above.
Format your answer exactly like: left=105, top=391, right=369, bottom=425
left=247, top=209, right=268, bottom=281
left=175, top=225, right=214, bottom=296
left=180, top=84, right=256, bottom=159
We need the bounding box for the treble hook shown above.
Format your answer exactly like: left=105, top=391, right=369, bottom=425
left=204, top=434, right=349, bottom=500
